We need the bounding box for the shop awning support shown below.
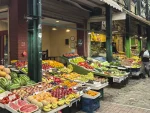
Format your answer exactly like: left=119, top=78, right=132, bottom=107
left=27, top=0, right=42, bottom=82
left=146, top=27, right=150, bottom=50
left=125, top=0, right=131, bottom=58
left=106, top=4, right=112, bottom=62
left=138, top=25, right=142, bottom=52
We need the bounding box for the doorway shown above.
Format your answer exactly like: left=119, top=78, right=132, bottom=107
left=0, top=30, right=8, bottom=65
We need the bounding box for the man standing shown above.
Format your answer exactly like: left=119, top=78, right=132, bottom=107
left=139, top=47, right=150, bottom=78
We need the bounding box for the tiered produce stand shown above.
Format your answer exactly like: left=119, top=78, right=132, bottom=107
left=0, top=57, right=108, bottom=113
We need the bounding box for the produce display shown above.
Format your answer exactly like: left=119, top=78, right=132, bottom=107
left=63, top=53, right=79, bottom=58
left=0, top=65, right=11, bottom=78
left=86, top=90, right=99, bottom=96
left=61, top=80, right=78, bottom=88
left=0, top=72, right=35, bottom=91
left=9, top=100, right=39, bottom=113
left=0, top=93, right=20, bottom=104
left=42, top=76, right=64, bottom=84
left=78, top=62, right=94, bottom=71
left=61, top=72, right=80, bottom=80
left=20, top=67, right=28, bottom=74
left=0, top=57, right=110, bottom=113
left=15, top=61, right=27, bottom=69
left=70, top=57, right=85, bottom=64
left=59, top=67, right=72, bottom=73
left=121, top=57, right=141, bottom=68
left=110, top=61, right=121, bottom=67
left=12, top=82, right=53, bottom=98
left=27, top=86, right=79, bottom=112
left=44, top=60, right=64, bottom=68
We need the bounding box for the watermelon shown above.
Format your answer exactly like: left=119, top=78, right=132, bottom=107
left=0, top=78, right=11, bottom=89
left=9, top=102, right=20, bottom=111
left=6, top=83, right=20, bottom=90
left=27, top=80, right=36, bottom=86
left=10, top=72, right=18, bottom=79
left=19, top=104, right=38, bottom=113
left=17, top=99, right=28, bottom=107
left=20, top=75, right=30, bottom=82
left=12, top=78, right=21, bottom=84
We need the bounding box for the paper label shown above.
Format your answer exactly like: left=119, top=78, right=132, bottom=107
left=113, top=77, right=124, bottom=83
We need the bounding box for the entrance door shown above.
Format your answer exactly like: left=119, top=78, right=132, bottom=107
left=0, top=31, right=8, bottom=65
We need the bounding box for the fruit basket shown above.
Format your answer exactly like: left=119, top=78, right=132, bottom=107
left=82, top=90, right=100, bottom=99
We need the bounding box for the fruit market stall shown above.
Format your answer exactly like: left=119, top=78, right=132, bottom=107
left=66, top=57, right=129, bottom=87
left=0, top=64, right=108, bottom=113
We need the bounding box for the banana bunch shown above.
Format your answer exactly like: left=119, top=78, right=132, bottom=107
left=91, top=32, right=97, bottom=41
left=11, top=60, right=18, bottom=64
left=58, top=99, right=65, bottom=106
left=52, top=103, right=58, bottom=109
left=43, top=104, right=52, bottom=112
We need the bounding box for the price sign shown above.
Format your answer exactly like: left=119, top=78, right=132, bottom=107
left=113, top=77, right=124, bottom=83
left=9, top=94, right=16, bottom=101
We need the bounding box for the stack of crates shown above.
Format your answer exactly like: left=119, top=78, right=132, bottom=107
left=81, top=96, right=100, bottom=113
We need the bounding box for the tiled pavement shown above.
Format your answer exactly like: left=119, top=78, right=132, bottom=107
left=78, top=101, right=150, bottom=113
left=97, top=101, right=150, bottom=113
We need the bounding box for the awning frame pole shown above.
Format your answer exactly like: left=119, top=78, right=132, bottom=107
left=27, top=0, right=42, bottom=82
left=106, top=4, right=112, bottom=62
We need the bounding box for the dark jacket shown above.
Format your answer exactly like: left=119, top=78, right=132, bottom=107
left=139, top=50, right=150, bottom=62
left=112, top=46, right=117, bottom=53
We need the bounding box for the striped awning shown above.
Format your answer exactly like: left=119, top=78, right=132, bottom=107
left=123, top=8, right=150, bottom=26
left=100, top=0, right=122, bottom=11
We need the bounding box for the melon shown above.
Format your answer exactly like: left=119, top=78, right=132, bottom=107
left=9, top=102, right=20, bottom=111
left=0, top=65, right=4, bottom=70
left=19, top=104, right=38, bottom=113
left=17, top=99, right=28, bottom=107
left=5, top=74, right=11, bottom=80
left=3, top=68, right=11, bottom=74
left=0, top=71, right=6, bottom=77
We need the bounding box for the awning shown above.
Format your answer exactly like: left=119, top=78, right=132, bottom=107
left=100, top=0, right=122, bottom=11
left=88, top=13, right=126, bottom=22
left=123, top=8, right=150, bottom=26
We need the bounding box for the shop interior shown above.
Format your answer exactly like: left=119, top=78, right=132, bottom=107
left=41, top=18, right=78, bottom=61
left=0, top=9, right=8, bottom=65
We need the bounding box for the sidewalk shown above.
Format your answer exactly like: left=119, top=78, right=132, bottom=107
left=78, top=101, right=150, bottom=113
left=97, top=101, right=150, bottom=113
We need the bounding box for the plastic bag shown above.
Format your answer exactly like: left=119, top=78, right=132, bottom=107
left=143, top=50, right=149, bottom=58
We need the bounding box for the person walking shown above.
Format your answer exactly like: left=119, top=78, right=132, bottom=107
left=139, top=47, right=150, bottom=78
left=112, top=43, right=118, bottom=53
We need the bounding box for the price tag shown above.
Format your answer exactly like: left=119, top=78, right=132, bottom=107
left=113, top=77, right=124, bottom=83
left=9, top=94, right=16, bottom=101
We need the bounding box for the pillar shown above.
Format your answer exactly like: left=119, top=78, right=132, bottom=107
left=125, top=0, right=131, bottom=58
left=125, top=15, right=131, bottom=57
left=28, top=0, right=42, bottom=82
left=77, top=23, right=86, bottom=56
left=9, top=0, right=28, bottom=61
left=147, top=27, right=150, bottom=50
left=106, top=4, right=112, bottom=62
left=138, top=24, right=142, bottom=52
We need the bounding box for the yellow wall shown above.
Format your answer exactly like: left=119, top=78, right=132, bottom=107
left=0, top=21, right=7, bottom=30
left=42, top=25, right=77, bottom=56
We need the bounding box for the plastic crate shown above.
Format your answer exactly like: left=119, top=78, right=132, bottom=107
left=93, top=88, right=104, bottom=100
left=81, top=96, right=100, bottom=113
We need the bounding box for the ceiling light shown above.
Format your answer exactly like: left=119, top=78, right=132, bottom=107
left=56, top=20, right=59, bottom=23
left=97, top=34, right=100, bottom=36
left=140, top=36, right=142, bottom=39
left=88, top=32, right=91, bottom=35
left=66, top=29, right=70, bottom=32
left=52, top=28, right=57, bottom=30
